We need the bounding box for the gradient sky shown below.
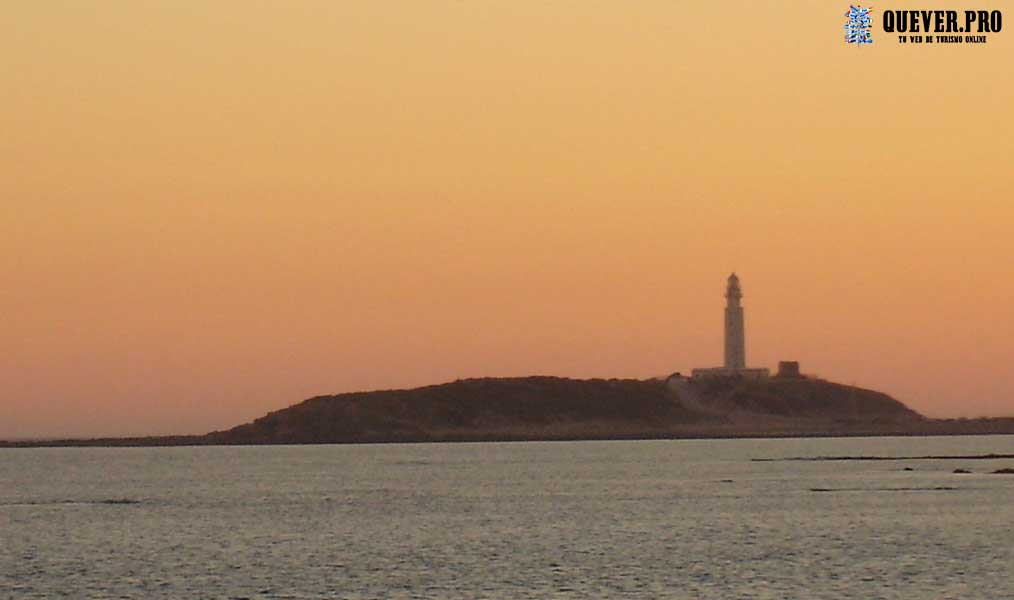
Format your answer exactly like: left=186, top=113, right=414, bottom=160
left=3, top=2, right=1013, bottom=438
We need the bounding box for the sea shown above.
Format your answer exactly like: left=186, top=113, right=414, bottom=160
left=2, top=436, right=1013, bottom=599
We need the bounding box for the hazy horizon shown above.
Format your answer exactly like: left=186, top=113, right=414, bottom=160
left=3, top=2, right=1013, bottom=439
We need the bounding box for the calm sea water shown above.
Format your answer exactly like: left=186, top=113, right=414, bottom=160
left=2, top=436, right=1013, bottom=599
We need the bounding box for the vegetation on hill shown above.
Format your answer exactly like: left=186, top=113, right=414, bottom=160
left=203, top=375, right=925, bottom=445
left=206, top=377, right=713, bottom=444
left=691, top=377, right=921, bottom=422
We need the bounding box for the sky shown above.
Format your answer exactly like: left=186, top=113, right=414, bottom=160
left=3, top=2, right=1013, bottom=438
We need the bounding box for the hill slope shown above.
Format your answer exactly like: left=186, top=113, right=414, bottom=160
left=204, top=375, right=924, bottom=444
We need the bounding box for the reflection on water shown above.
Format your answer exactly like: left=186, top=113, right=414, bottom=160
left=2, top=436, right=1013, bottom=599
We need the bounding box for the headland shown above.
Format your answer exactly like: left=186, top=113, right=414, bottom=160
left=3, top=374, right=1013, bottom=447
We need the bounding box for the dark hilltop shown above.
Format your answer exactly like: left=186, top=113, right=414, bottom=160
left=205, top=374, right=924, bottom=445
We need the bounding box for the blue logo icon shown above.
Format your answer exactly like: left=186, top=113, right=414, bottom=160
left=845, top=5, right=874, bottom=44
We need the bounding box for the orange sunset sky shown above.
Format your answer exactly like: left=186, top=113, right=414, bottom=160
left=3, top=2, right=1013, bottom=438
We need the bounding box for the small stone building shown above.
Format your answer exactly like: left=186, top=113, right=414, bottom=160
left=776, top=361, right=801, bottom=378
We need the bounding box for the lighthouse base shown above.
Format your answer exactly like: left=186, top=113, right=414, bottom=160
left=691, top=367, right=770, bottom=381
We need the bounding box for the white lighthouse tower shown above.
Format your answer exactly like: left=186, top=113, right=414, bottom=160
left=690, top=273, right=769, bottom=380
left=724, top=273, right=746, bottom=369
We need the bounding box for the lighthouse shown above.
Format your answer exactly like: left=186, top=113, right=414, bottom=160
left=690, top=273, right=770, bottom=380
left=724, top=273, right=746, bottom=369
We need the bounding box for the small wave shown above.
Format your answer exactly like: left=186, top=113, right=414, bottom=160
left=755, top=454, right=1014, bottom=462
left=809, top=487, right=957, bottom=493
left=0, top=498, right=142, bottom=507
